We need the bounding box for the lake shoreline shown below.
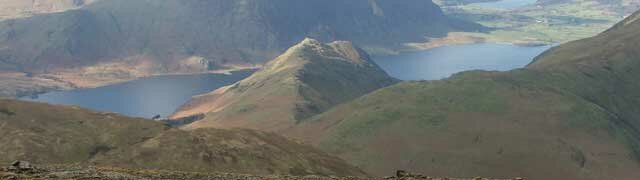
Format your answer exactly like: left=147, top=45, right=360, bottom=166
left=22, top=42, right=551, bottom=118
left=8, top=66, right=259, bottom=99
left=372, top=42, right=552, bottom=81
left=367, top=32, right=553, bottom=57
left=22, top=70, right=256, bottom=118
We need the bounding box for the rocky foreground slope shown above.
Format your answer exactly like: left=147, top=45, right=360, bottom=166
left=0, top=99, right=365, bottom=176
left=0, top=161, right=521, bottom=180
left=172, top=38, right=397, bottom=132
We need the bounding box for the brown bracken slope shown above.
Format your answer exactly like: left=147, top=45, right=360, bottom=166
left=0, top=99, right=366, bottom=176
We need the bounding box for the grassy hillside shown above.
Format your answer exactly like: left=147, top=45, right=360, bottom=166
left=0, top=99, right=366, bottom=176
left=287, top=11, right=640, bottom=179
left=172, top=38, right=397, bottom=132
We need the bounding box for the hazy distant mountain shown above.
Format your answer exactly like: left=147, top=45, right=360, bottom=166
left=0, top=99, right=366, bottom=176
left=172, top=38, right=397, bottom=132
left=283, top=11, right=640, bottom=179
left=0, top=0, right=483, bottom=98
left=0, top=0, right=481, bottom=74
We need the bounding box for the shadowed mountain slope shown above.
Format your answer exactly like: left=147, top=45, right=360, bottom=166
left=0, top=99, right=366, bottom=176
left=284, top=11, right=640, bottom=179
left=172, top=38, right=397, bottom=132
left=0, top=0, right=482, bottom=98
left=0, top=0, right=481, bottom=74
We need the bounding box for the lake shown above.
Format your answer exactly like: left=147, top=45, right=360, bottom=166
left=372, top=43, right=552, bottom=80
left=23, top=70, right=254, bottom=119
left=23, top=43, right=551, bottom=118
left=470, top=0, right=538, bottom=9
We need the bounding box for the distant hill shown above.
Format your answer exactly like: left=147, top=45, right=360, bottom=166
left=0, top=99, right=366, bottom=176
left=172, top=38, right=397, bottom=132
left=281, top=11, right=640, bottom=179
left=0, top=0, right=481, bottom=77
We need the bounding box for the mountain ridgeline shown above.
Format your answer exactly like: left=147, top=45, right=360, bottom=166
left=172, top=38, right=397, bottom=132
left=0, top=99, right=366, bottom=176
left=0, top=0, right=480, bottom=74
left=170, top=11, right=640, bottom=179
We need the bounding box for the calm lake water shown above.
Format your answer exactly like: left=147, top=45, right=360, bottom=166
left=24, top=43, right=551, bottom=118
left=23, top=70, right=254, bottom=119
left=471, top=0, right=538, bottom=9
left=373, top=43, right=552, bottom=80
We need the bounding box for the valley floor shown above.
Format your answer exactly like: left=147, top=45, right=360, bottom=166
left=395, top=0, right=632, bottom=53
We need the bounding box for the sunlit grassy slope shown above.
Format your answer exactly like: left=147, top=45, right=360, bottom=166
left=289, top=11, right=640, bottom=180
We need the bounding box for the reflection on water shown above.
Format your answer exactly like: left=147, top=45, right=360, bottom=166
left=23, top=70, right=254, bottom=119
left=373, top=43, right=552, bottom=81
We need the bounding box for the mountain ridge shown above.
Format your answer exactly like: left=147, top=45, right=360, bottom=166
left=172, top=38, right=397, bottom=132
left=167, top=11, right=640, bottom=179
left=278, top=11, right=640, bottom=179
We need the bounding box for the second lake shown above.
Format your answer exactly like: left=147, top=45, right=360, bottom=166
left=372, top=43, right=552, bottom=81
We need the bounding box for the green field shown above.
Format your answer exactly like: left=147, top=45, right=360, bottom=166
left=442, top=0, right=627, bottom=44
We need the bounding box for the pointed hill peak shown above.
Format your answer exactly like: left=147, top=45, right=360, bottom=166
left=271, top=38, right=375, bottom=71
left=171, top=39, right=397, bottom=132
